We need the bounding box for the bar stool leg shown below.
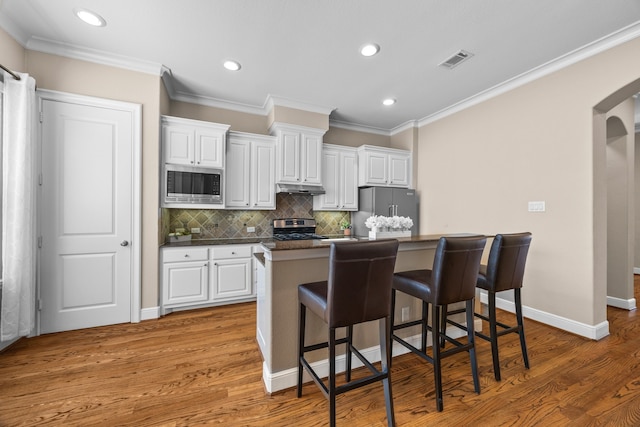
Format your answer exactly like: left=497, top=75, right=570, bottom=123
left=297, top=303, right=306, bottom=397
left=488, top=292, right=501, bottom=381
left=421, top=301, right=428, bottom=353
left=432, top=305, right=444, bottom=412
left=329, top=327, right=337, bottom=427
left=346, top=325, right=353, bottom=382
left=466, top=300, right=480, bottom=393
left=379, top=317, right=395, bottom=427
left=515, top=288, right=530, bottom=369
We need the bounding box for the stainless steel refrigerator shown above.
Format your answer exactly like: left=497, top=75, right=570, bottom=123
left=351, top=187, right=419, bottom=237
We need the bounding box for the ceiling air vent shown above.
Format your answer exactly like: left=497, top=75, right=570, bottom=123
left=439, top=50, right=474, bottom=69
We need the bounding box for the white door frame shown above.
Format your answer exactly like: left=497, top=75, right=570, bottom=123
left=36, top=89, right=142, bottom=334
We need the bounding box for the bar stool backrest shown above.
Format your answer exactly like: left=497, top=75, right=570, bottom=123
left=431, top=236, right=487, bottom=305
left=326, top=239, right=399, bottom=328
left=484, top=233, right=532, bottom=292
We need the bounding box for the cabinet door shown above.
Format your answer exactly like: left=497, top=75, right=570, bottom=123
left=251, top=140, right=276, bottom=209
left=341, top=151, right=358, bottom=210
left=278, top=130, right=300, bottom=183
left=195, top=128, right=225, bottom=168
left=315, top=149, right=340, bottom=209
left=226, top=138, right=251, bottom=208
left=211, top=258, right=252, bottom=300
left=164, top=125, right=194, bottom=165
left=301, top=132, right=323, bottom=185
left=162, top=262, right=208, bottom=306
left=361, top=150, right=388, bottom=186
left=388, top=153, right=410, bottom=187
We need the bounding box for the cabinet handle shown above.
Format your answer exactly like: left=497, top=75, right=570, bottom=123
left=231, top=251, right=236, bottom=254
left=204, top=264, right=208, bottom=267
left=190, top=161, right=194, bottom=164
left=184, top=254, right=189, bottom=258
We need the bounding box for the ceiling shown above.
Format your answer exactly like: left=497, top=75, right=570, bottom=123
left=2, top=0, right=640, bottom=133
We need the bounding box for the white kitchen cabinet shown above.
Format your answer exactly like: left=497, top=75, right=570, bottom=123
left=161, top=243, right=257, bottom=313
left=271, top=123, right=324, bottom=186
left=162, top=115, right=229, bottom=168
left=210, top=245, right=253, bottom=301
left=162, top=247, right=209, bottom=308
left=225, top=132, right=276, bottom=210
left=357, top=145, right=412, bottom=188
left=313, top=144, right=358, bottom=211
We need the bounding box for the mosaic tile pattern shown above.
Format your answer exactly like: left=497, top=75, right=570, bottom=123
left=165, top=193, right=350, bottom=241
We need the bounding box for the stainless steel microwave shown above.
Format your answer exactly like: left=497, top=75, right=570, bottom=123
left=163, top=164, right=223, bottom=206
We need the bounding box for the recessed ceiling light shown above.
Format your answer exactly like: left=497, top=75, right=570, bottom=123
left=223, top=60, right=242, bottom=71
left=382, top=98, right=396, bottom=106
left=74, top=8, right=106, bottom=27
left=360, top=43, right=380, bottom=57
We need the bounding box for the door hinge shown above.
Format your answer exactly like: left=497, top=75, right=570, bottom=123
left=39, top=110, right=43, bottom=123
left=38, top=173, right=43, bottom=186
left=37, top=236, right=43, bottom=248
left=38, top=299, right=43, bottom=311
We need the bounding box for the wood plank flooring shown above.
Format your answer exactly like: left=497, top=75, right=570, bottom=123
left=2, top=278, right=640, bottom=426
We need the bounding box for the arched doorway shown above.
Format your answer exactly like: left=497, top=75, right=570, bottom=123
left=606, top=114, right=636, bottom=310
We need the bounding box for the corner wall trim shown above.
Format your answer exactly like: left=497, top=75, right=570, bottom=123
left=140, top=307, right=160, bottom=321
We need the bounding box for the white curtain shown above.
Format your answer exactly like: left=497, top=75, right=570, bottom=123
left=1, top=72, right=37, bottom=341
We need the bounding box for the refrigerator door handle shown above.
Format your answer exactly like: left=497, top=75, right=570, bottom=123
left=389, top=205, right=393, bottom=216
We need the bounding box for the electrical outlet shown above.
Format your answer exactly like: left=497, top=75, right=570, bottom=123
left=401, top=306, right=410, bottom=322
left=175, top=228, right=185, bottom=233
left=191, top=228, right=201, bottom=234
left=247, top=226, right=256, bottom=233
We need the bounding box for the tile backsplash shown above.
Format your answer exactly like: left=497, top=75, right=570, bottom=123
left=164, top=193, right=350, bottom=241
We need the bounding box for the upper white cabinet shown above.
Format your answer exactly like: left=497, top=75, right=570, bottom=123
left=271, top=123, right=324, bottom=186
left=226, top=132, right=276, bottom=210
left=357, top=145, right=412, bottom=188
left=162, top=116, right=229, bottom=168
left=314, top=144, right=358, bottom=211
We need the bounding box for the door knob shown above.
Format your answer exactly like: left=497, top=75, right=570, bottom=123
left=120, top=240, right=129, bottom=246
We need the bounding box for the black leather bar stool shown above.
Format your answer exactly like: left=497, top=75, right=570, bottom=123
left=443, top=232, right=532, bottom=381
left=391, top=235, right=486, bottom=412
left=297, top=239, right=400, bottom=427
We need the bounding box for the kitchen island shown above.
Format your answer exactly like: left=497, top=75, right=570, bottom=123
left=258, top=234, right=484, bottom=393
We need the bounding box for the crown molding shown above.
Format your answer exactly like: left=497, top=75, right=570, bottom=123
left=26, top=36, right=166, bottom=76
left=264, top=94, right=334, bottom=116
left=172, top=90, right=267, bottom=116
left=418, top=20, right=640, bottom=127
left=328, top=119, right=391, bottom=136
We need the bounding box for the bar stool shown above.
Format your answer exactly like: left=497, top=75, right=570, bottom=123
left=297, top=239, right=400, bottom=427
left=391, top=235, right=486, bottom=412
left=443, top=232, right=532, bottom=381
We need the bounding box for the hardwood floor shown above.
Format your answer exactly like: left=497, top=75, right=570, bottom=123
left=2, top=279, right=640, bottom=426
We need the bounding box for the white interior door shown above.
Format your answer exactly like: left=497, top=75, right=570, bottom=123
left=39, top=93, right=140, bottom=333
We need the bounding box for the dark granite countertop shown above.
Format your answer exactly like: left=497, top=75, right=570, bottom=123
left=161, top=237, right=273, bottom=248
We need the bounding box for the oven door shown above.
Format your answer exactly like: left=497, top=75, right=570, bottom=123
left=164, top=164, right=223, bottom=205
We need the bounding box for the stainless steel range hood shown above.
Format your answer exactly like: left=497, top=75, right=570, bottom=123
left=276, top=183, right=326, bottom=196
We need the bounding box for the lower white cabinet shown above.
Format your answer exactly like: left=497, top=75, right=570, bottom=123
left=161, top=244, right=257, bottom=313
left=162, top=247, right=209, bottom=307
left=211, top=245, right=253, bottom=300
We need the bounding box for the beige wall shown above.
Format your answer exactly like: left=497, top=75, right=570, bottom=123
left=25, top=51, right=162, bottom=309
left=416, top=36, right=640, bottom=330
left=324, top=126, right=390, bottom=148
left=636, top=132, right=640, bottom=269
left=0, top=27, right=25, bottom=72
left=269, top=105, right=329, bottom=131
left=170, top=100, right=269, bottom=134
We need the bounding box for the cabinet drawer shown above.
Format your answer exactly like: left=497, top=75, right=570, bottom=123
left=211, top=245, right=252, bottom=259
left=163, top=247, right=209, bottom=263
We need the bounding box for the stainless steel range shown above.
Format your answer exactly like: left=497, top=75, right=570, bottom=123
left=272, top=218, right=327, bottom=241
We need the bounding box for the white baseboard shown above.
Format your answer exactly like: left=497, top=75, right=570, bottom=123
left=607, top=296, right=637, bottom=310
left=140, top=306, right=160, bottom=321
left=478, top=292, right=610, bottom=341
left=0, top=337, right=19, bottom=352
left=263, top=318, right=482, bottom=393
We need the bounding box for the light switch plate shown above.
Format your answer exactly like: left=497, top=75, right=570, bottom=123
left=191, top=227, right=201, bottom=234
left=528, top=201, right=546, bottom=212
